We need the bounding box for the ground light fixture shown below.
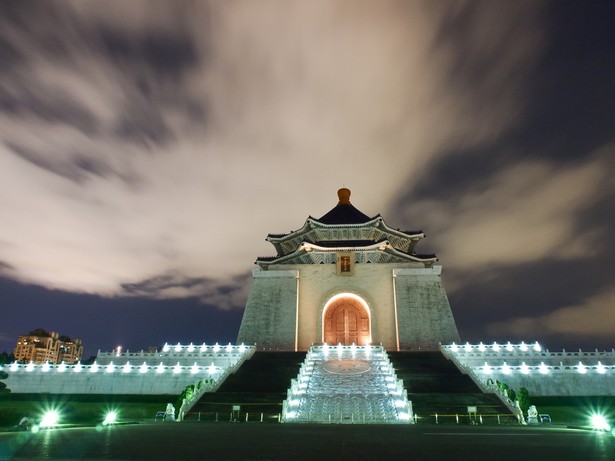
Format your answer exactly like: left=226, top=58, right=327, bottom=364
left=590, top=413, right=611, bottom=432
left=103, top=411, right=118, bottom=426
left=39, top=410, right=60, bottom=428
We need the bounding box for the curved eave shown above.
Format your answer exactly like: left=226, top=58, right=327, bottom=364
left=266, top=215, right=424, bottom=242
left=256, top=240, right=437, bottom=266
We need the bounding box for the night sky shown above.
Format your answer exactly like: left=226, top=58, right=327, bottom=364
left=1, top=1, right=614, bottom=357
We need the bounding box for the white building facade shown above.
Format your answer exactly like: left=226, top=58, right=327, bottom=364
left=238, top=188, right=460, bottom=351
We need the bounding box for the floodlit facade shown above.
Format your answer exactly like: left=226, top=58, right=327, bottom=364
left=13, top=329, right=83, bottom=364
left=238, top=188, right=460, bottom=351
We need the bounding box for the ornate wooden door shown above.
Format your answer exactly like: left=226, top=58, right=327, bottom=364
left=323, top=297, right=370, bottom=345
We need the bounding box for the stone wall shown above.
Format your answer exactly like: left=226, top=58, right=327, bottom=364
left=394, top=268, right=460, bottom=350
left=237, top=269, right=298, bottom=350
left=1, top=344, right=254, bottom=395
left=442, top=342, right=615, bottom=396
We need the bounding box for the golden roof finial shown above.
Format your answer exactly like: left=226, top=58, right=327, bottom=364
left=337, top=187, right=351, bottom=205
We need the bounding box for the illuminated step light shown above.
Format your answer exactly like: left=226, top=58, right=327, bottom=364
left=520, top=362, right=530, bottom=375
left=450, top=342, right=458, bottom=352
left=478, top=342, right=486, bottom=352
left=483, top=363, right=492, bottom=375
left=26, top=362, right=34, bottom=372
left=162, top=343, right=170, bottom=352
left=207, top=363, right=217, bottom=375
left=502, top=362, right=511, bottom=375
left=123, top=362, right=132, bottom=373
left=506, top=342, right=514, bottom=352
left=139, top=362, right=148, bottom=374
left=597, top=362, right=606, bottom=374
left=200, top=343, right=207, bottom=352
left=74, top=362, right=83, bottom=373
left=213, top=343, right=221, bottom=353
left=106, top=362, right=115, bottom=373
left=464, top=342, right=472, bottom=352
left=239, top=343, right=246, bottom=353
left=173, top=362, right=182, bottom=374
left=533, top=342, right=541, bottom=352
left=539, top=362, right=549, bottom=374
left=58, top=362, right=66, bottom=373
left=42, top=362, right=50, bottom=372
left=492, top=342, right=500, bottom=352
left=520, top=341, right=528, bottom=352
left=90, top=362, right=99, bottom=373
left=577, top=362, right=587, bottom=374
left=10, top=362, right=18, bottom=371
left=156, top=362, right=165, bottom=374
left=226, top=343, right=233, bottom=353
left=191, top=363, right=199, bottom=374
left=174, top=343, right=182, bottom=352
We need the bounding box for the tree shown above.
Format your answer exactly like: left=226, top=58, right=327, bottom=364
left=0, top=351, right=15, bottom=365
left=517, top=387, right=531, bottom=415
left=0, top=370, right=9, bottom=394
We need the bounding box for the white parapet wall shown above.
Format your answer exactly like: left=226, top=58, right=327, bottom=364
left=0, top=343, right=255, bottom=395
left=441, top=341, right=615, bottom=396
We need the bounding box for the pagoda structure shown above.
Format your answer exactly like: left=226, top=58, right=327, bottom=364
left=238, top=188, right=460, bottom=351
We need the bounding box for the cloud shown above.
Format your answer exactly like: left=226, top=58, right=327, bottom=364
left=0, top=1, right=550, bottom=304
left=402, top=147, right=614, bottom=274
left=487, top=288, right=615, bottom=339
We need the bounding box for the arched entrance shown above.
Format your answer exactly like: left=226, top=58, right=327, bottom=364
left=322, top=293, right=371, bottom=346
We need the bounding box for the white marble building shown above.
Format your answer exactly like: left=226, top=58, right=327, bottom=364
left=238, top=188, right=460, bottom=351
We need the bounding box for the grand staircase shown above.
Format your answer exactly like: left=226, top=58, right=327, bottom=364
left=189, top=348, right=514, bottom=424
left=388, top=351, right=514, bottom=422
left=189, top=352, right=305, bottom=419
left=282, top=345, right=412, bottom=424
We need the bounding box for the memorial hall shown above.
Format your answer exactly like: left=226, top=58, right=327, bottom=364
left=238, top=188, right=460, bottom=351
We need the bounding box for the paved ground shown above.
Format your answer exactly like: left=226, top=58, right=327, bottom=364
left=1, top=422, right=614, bottom=461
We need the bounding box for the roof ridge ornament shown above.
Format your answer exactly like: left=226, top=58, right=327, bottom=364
left=337, top=187, right=351, bottom=205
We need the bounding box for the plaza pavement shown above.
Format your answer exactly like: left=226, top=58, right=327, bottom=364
left=1, top=422, right=614, bottom=461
